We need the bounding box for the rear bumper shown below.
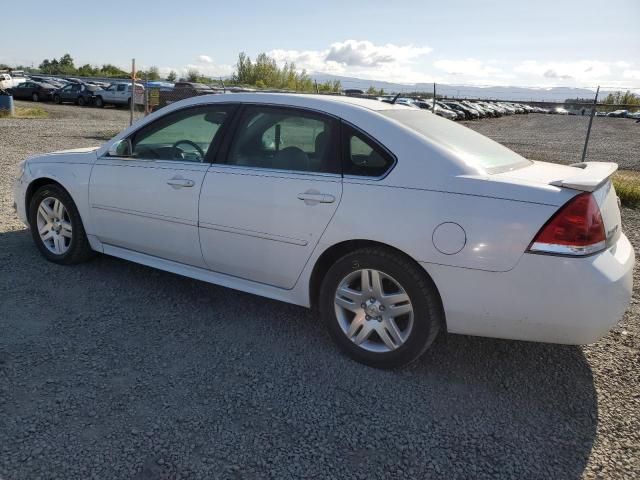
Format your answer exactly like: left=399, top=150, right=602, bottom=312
left=424, top=233, right=635, bottom=344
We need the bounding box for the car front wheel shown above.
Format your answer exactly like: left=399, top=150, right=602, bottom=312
left=95, top=96, right=104, bottom=108
left=28, top=184, right=95, bottom=265
left=78, top=96, right=86, bottom=106
left=32, top=92, right=39, bottom=102
left=319, top=247, right=442, bottom=368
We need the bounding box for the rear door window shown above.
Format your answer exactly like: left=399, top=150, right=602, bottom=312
left=226, top=106, right=339, bottom=174
left=342, top=124, right=395, bottom=177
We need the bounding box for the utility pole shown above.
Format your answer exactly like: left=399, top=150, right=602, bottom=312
left=581, top=85, right=600, bottom=163
left=129, top=58, right=135, bottom=126
left=432, top=83, right=436, bottom=111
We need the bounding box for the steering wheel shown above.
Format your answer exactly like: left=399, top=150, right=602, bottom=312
left=172, top=140, right=205, bottom=160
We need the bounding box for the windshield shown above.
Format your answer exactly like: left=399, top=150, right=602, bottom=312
left=381, top=109, right=531, bottom=173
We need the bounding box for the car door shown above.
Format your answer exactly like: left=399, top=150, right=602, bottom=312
left=199, top=105, right=342, bottom=289
left=116, top=84, right=127, bottom=104
left=13, top=82, right=29, bottom=98
left=89, top=104, right=236, bottom=267
left=60, top=85, right=73, bottom=101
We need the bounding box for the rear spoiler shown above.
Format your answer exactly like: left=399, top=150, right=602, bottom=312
left=549, top=162, right=618, bottom=192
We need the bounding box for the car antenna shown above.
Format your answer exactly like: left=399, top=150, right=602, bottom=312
left=391, top=92, right=401, bottom=104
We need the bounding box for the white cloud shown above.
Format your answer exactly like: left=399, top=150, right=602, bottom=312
left=157, top=56, right=233, bottom=80
left=325, top=40, right=432, bottom=67
left=514, top=60, right=611, bottom=82
left=267, top=39, right=433, bottom=83
left=623, top=69, right=640, bottom=80
left=433, top=59, right=502, bottom=77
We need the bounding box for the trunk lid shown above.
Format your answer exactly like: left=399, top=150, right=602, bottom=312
left=494, top=160, right=622, bottom=247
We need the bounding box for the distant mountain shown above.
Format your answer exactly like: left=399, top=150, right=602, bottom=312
left=311, top=73, right=603, bottom=102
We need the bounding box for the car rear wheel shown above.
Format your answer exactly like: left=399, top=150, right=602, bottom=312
left=78, top=96, right=86, bottom=106
left=95, top=96, right=104, bottom=108
left=28, top=184, right=95, bottom=265
left=319, top=247, right=442, bottom=368
left=32, top=92, right=39, bottom=102
left=53, top=95, right=61, bottom=104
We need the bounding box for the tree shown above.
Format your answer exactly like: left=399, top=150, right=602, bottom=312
left=166, top=70, right=177, bottom=82
left=231, top=52, right=315, bottom=92
left=187, top=68, right=200, bottom=82
left=99, top=64, right=128, bottom=78
left=603, top=90, right=639, bottom=106
left=146, top=66, right=160, bottom=81
left=77, top=64, right=98, bottom=76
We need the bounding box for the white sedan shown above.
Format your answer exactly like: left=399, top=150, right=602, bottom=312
left=13, top=94, right=634, bottom=368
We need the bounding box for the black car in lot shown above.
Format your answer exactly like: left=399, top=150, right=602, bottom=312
left=9, top=81, right=56, bottom=102
left=53, top=83, right=101, bottom=106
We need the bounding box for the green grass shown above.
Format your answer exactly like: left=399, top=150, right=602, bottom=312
left=0, top=106, right=49, bottom=119
left=613, top=171, right=640, bottom=209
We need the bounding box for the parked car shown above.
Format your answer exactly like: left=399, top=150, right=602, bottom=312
left=442, top=101, right=478, bottom=120
left=436, top=101, right=464, bottom=120
left=53, top=83, right=101, bottom=106
left=461, top=101, right=487, bottom=118
left=94, top=83, right=144, bottom=108
left=550, top=107, right=570, bottom=115
left=607, top=110, right=629, bottom=118
left=156, top=82, right=222, bottom=110
left=0, top=72, right=27, bottom=90
left=8, top=81, right=56, bottom=102
left=28, top=76, right=68, bottom=89
left=12, top=94, right=633, bottom=368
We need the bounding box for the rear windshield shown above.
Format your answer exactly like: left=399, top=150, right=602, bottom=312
left=381, top=109, right=531, bottom=173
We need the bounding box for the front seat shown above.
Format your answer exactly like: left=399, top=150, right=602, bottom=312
left=273, top=146, right=310, bottom=171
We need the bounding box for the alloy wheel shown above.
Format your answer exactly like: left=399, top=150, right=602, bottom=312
left=334, top=269, right=414, bottom=353
left=36, top=197, right=72, bottom=255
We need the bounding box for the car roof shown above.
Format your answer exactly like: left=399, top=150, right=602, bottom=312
left=186, top=92, right=415, bottom=113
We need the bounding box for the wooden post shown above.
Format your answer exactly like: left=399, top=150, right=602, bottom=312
left=130, top=58, right=135, bottom=126
left=432, top=83, right=436, bottom=111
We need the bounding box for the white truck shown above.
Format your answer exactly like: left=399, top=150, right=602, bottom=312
left=0, top=71, right=27, bottom=90
left=94, top=82, right=144, bottom=108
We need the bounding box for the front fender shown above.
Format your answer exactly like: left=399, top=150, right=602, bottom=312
left=25, top=154, right=96, bottom=236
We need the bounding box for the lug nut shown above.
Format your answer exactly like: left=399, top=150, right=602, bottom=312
left=379, top=305, right=385, bottom=311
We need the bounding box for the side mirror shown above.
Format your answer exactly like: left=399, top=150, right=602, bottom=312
left=108, top=138, right=132, bottom=157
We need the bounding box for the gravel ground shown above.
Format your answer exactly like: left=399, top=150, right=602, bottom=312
left=1, top=102, right=639, bottom=479
left=462, top=114, right=640, bottom=171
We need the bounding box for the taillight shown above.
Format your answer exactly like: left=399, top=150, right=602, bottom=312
left=528, top=192, right=606, bottom=256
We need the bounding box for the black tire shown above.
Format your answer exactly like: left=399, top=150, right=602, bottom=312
left=319, top=247, right=442, bottom=368
left=32, top=92, right=39, bottom=102
left=77, top=96, right=86, bottom=106
left=28, top=184, right=95, bottom=265
left=53, top=95, right=61, bottom=104
left=95, top=96, right=104, bottom=108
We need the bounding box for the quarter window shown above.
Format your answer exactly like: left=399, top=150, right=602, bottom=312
left=226, top=107, right=338, bottom=173
left=343, top=125, right=394, bottom=177
left=130, top=106, right=232, bottom=162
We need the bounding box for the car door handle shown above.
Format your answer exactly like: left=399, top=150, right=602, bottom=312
left=167, top=177, right=195, bottom=189
left=297, top=192, right=335, bottom=204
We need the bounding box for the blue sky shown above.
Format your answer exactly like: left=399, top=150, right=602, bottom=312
left=2, top=0, right=639, bottom=88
